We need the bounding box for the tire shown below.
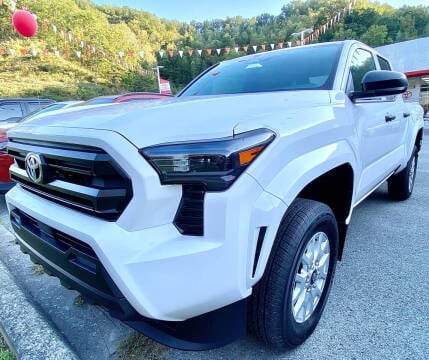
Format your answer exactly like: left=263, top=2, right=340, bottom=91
left=388, top=146, right=418, bottom=201
left=249, top=198, right=339, bottom=349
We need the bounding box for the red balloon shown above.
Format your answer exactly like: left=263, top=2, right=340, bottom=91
left=12, top=10, right=38, bottom=38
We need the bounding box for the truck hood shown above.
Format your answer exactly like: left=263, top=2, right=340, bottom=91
left=10, top=91, right=331, bottom=148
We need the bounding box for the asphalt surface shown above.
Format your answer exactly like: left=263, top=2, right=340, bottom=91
left=0, top=133, right=428, bottom=360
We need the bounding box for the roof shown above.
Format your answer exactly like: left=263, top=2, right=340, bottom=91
left=376, top=37, right=429, bottom=73
left=0, top=98, right=54, bottom=102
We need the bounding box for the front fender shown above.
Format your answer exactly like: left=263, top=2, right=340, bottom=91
left=246, top=139, right=357, bottom=285
left=249, top=140, right=357, bottom=208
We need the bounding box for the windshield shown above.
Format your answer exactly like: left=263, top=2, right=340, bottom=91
left=180, top=43, right=343, bottom=97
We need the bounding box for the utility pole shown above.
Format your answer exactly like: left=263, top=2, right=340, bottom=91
left=152, top=65, right=164, bottom=93
left=291, top=28, right=313, bottom=46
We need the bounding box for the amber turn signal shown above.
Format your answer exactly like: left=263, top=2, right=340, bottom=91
left=239, top=146, right=265, bottom=166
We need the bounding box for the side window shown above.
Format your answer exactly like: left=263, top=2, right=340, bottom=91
left=348, top=49, right=376, bottom=92
left=377, top=55, right=391, bottom=71
left=0, top=103, right=23, bottom=122
left=28, top=102, right=46, bottom=112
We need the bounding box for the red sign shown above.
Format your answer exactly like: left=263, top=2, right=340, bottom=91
left=160, top=78, right=171, bottom=95
left=402, top=91, right=412, bottom=99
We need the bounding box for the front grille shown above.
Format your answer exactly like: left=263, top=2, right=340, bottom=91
left=8, top=139, right=132, bottom=220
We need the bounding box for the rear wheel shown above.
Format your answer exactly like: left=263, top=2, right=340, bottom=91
left=249, top=198, right=338, bottom=349
left=388, top=146, right=418, bottom=200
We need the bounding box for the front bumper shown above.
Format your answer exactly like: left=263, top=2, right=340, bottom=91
left=7, top=174, right=286, bottom=317
left=10, top=205, right=246, bottom=350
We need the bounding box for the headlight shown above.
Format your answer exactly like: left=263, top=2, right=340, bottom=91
left=140, top=128, right=275, bottom=191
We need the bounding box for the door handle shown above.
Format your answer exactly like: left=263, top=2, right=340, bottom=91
left=385, top=114, right=396, bottom=122
left=403, top=112, right=411, bottom=118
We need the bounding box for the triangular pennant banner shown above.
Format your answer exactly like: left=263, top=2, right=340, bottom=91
left=252, top=45, right=257, bottom=52
left=270, top=43, right=275, bottom=50
left=75, top=51, right=81, bottom=58
left=278, top=42, right=284, bottom=48
left=216, top=48, right=221, bottom=55
left=261, top=44, right=266, bottom=51
left=159, top=50, right=164, bottom=58
left=197, top=49, right=202, bottom=56
left=242, top=46, right=248, bottom=52
left=225, top=47, right=230, bottom=54
left=54, top=50, right=60, bottom=57
left=52, top=24, right=57, bottom=33
left=287, top=41, right=292, bottom=48
left=20, top=49, right=27, bottom=56
left=206, top=48, right=212, bottom=55
left=9, top=48, right=15, bottom=56
left=178, top=50, right=183, bottom=58
left=188, top=49, right=193, bottom=56
left=32, top=49, right=38, bottom=57
left=139, top=51, right=144, bottom=58
left=234, top=47, right=239, bottom=53
left=168, top=50, right=174, bottom=57
left=118, top=51, right=124, bottom=58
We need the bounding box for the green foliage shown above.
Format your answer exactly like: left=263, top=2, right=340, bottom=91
left=0, top=333, right=15, bottom=360
left=120, top=71, right=158, bottom=92
left=118, top=333, right=169, bottom=360
left=0, top=0, right=428, bottom=97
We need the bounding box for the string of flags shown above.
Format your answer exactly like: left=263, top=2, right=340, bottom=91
left=0, top=0, right=358, bottom=63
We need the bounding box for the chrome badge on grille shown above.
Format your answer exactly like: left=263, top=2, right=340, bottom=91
left=25, top=153, right=45, bottom=184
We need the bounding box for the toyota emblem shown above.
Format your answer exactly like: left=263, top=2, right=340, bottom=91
left=25, top=153, right=44, bottom=184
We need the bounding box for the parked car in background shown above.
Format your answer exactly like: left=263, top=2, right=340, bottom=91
left=81, top=92, right=173, bottom=105
left=0, top=100, right=81, bottom=131
left=27, top=100, right=82, bottom=117
left=0, top=130, right=13, bottom=193
left=0, top=98, right=55, bottom=125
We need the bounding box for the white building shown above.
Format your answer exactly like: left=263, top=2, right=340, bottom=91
left=376, top=37, right=429, bottom=117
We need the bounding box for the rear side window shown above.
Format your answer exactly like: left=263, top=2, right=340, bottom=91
left=377, top=55, right=391, bottom=71
left=0, top=103, right=23, bottom=122
left=28, top=102, right=49, bottom=112
left=348, top=49, right=376, bottom=92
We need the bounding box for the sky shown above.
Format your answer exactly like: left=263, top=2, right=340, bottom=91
left=92, top=0, right=428, bottom=23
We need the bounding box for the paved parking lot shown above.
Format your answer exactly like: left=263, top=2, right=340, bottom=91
left=0, top=133, right=428, bottom=360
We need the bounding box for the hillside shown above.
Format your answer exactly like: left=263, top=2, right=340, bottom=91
left=0, top=0, right=428, bottom=99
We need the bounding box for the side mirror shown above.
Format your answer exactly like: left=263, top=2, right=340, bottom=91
left=350, top=70, right=408, bottom=100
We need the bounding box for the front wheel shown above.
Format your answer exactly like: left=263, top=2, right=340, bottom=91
left=249, top=198, right=339, bottom=349
left=388, top=146, right=418, bottom=200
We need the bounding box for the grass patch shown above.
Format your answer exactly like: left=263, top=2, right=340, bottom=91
left=73, top=294, right=86, bottom=306
left=117, top=333, right=169, bottom=360
left=32, top=264, right=45, bottom=275
left=0, top=332, right=15, bottom=360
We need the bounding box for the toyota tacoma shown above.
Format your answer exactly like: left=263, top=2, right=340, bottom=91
left=5, top=40, right=424, bottom=350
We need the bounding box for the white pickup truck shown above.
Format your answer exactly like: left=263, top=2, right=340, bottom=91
left=6, top=40, right=424, bottom=350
